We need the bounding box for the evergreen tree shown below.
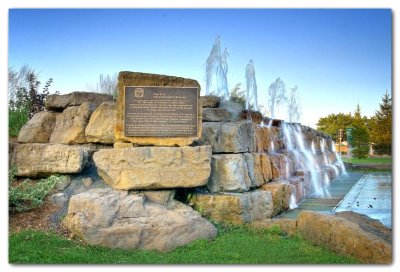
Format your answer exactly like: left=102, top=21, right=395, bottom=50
left=370, top=91, right=392, bottom=155
left=349, top=103, right=370, bottom=158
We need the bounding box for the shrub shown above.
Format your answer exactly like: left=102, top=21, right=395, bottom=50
left=9, top=107, right=29, bottom=138
left=8, top=66, right=56, bottom=137
left=9, top=168, right=63, bottom=213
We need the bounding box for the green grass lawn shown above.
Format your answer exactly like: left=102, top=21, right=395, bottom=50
left=9, top=226, right=358, bottom=264
left=341, top=157, right=391, bottom=165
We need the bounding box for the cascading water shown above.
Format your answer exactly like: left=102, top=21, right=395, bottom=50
left=280, top=121, right=348, bottom=206
left=333, top=142, right=348, bottom=175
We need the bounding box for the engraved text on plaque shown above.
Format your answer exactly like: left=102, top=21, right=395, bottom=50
left=124, top=86, right=198, bottom=137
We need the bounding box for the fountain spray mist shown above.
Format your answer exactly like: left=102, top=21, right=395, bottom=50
left=245, top=59, right=258, bottom=111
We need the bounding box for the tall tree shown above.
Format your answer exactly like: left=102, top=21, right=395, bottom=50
left=370, top=91, right=392, bottom=155
left=349, top=103, right=370, bottom=159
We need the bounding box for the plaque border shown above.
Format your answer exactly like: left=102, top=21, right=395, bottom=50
left=123, top=86, right=199, bottom=138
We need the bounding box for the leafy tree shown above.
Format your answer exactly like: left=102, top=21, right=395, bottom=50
left=316, top=113, right=353, bottom=141
left=369, top=91, right=392, bottom=155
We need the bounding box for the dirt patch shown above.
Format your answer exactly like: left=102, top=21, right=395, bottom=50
left=9, top=199, right=70, bottom=237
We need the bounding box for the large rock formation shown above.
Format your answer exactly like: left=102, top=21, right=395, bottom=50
left=115, top=71, right=201, bottom=146
left=63, top=188, right=217, bottom=251
left=190, top=190, right=273, bottom=225
left=85, top=101, right=116, bottom=144
left=17, top=111, right=59, bottom=143
left=45, top=91, right=113, bottom=111
left=93, top=146, right=212, bottom=190
left=11, top=143, right=88, bottom=177
left=297, top=211, right=392, bottom=264
left=50, top=102, right=97, bottom=144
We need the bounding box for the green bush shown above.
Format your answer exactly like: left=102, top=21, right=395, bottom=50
left=9, top=107, right=29, bottom=138
left=8, top=66, right=56, bottom=137
left=9, top=168, right=63, bottom=213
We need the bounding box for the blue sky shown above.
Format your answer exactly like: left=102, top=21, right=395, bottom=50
left=8, top=9, right=392, bottom=128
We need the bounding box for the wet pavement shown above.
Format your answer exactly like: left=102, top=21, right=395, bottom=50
left=276, top=171, right=393, bottom=229
left=334, top=172, right=392, bottom=228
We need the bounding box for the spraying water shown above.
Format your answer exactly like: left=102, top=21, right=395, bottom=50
left=204, top=36, right=229, bottom=100
left=287, top=86, right=301, bottom=122
left=267, top=78, right=287, bottom=119
left=245, top=59, right=258, bottom=111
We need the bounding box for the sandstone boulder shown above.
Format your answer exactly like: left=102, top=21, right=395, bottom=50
left=45, top=91, right=113, bottom=111
left=270, top=153, right=290, bottom=179
left=191, top=190, right=273, bottom=225
left=219, top=100, right=244, bottom=122
left=202, top=108, right=231, bottom=122
left=17, top=111, right=59, bottom=143
left=200, top=95, right=220, bottom=108
left=260, top=182, right=292, bottom=216
left=239, top=110, right=263, bottom=124
left=11, top=144, right=88, bottom=177
left=85, top=101, right=116, bottom=144
left=208, top=154, right=252, bottom=193
left=245, top=153, right=273, bottom=186
left=201, top=121, right=256, bottom=153
left=63, top=188, right=217, bottom=251
left=93, top=146, right=212, bottom=190
left=297, top=210, right=392, bottom=264
left=50, top=102, right=97, bottom=144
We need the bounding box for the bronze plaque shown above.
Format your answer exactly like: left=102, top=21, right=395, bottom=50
left=124, top=86, right=198, bottom=137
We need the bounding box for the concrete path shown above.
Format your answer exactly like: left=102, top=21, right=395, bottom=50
left=334, top=172, right=392, bottom=228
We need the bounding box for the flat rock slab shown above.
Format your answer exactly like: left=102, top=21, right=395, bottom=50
left=191, top=190, right=273, bottom=225
left=11, top=143, right=89, bottom=177
left=45, top=91, right=113, bottom=111
left=63, top=188, right=217, bottom=251
left=93, top=145, right=212, bottom=190
left=18, top=111, right=59, bottom=143
left=297, top=210, right=391, bottom=264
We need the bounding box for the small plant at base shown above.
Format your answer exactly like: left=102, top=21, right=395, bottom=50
left=9, top=170, right=64, bottom=213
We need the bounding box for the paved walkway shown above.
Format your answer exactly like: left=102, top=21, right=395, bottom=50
left=334, top=172, right=392, bottom=228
